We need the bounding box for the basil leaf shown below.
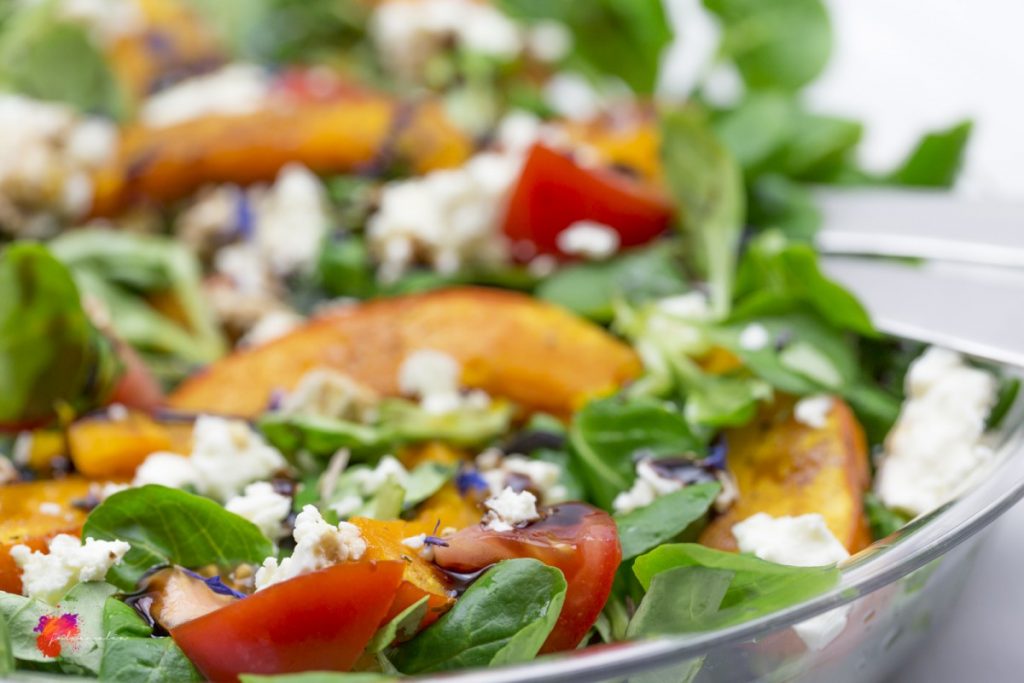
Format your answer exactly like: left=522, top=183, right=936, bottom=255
left=713, top=92, right=795, bottom=171
left=704, top=0, right=832, bottom=92
left=98, top=598, right=201, bottom=682
left=0, top=4, right=124, bottom=117
left=627, top=566, right=732, bottom=636
left=773, top=113, right=862, bottom=181
left=498, top=0, right=672, bottom=94
left=888, top=120, right=972, bottom=188
left=661, top=107, right=745, bottom=318
left=378, top=398, right=513, bottom=447
left=241, top=673, right=396, bottom=683
left=537, top=244, right=689, bottom=323
left=367, top=597, right=429, bottom=653
left=83, top=486, right=274, bottom=590
left=633, top=544, right=839, bottom=627
left=615, top=483, right=720, bottom=561
left=259, top=414, right=390, bottom=463
left=0, top=615, right=13, bottom=675
left=0, top=243, right=119, bottom=425
left=402, top=463, right=456, bottom=509
left=569, top=397, right=703, bottom=510
left=747, top=174, right=822, bottom=241
left=390, top=559, right=567, bottom=674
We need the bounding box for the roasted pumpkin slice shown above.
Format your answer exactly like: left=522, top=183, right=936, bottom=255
left=700, top=396, right=872, bottom=554
left=169, top=288, right=641, bottom=419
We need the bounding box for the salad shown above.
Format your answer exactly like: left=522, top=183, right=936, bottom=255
left=0, top=0, right=1014, bottom=681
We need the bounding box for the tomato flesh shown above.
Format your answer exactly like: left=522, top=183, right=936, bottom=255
left=502, top=144, right=673, bottom=259
left=433, top=502, right=621, bottom=653
left=171, top=561, right=404, bottom=682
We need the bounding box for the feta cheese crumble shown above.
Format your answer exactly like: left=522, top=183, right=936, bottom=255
left=140, top=64, right=271, bottom=129
left=657, top=292, right=712, bottom=321
left=278, top=368, right=380, bottom=422
left=874, top=347, right=998, bottom=517
left=555, top=221, right=621, bottom=260
left=794, top=395, right=834, bottom=429
left=732, top=513, right=851, bottom=651
left=254, top=505, right=366, bottom=590
left=370, top=0, right=523, bottom=83
left=612, top=459, right=684, bottom=514
left=475, top=449, right=568, bottom=505
left=11, top=534, right=130, bottom=604
left=133, top=416, right=287, bottom=501
left=398, top=349, right=488, bottom=415
left=739, top=323, right=770, bottom=351
left=225, top=482, right=292, bottom=541
left=482, top=487, right=540, bottom=532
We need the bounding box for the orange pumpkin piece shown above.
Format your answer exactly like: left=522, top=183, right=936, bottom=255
left=349, top=518, right=454, bottom=630
left=68, top=412, right=193, bottom=479
left=90, top=96, right=471, bottom=216
left=168, top=288, right=641, bottom=419
left=0, top=478, right=92, bottom=594
left=411, top=484, right=483, bottom=534
left=700, top=396, right=872, bottom=554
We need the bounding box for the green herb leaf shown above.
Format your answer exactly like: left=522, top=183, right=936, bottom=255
left=83, top=486, right=274, bottom=590
left=98, top=598, right=201, bottom=682
left=0, top=243, right=119, bottom=425
left=704, top=0, right=832, bottom=92
left=377, top=398, right=513, bottom=447
left=367, top=597, right=429, bottom=654
left=864, top=493, right=910, bottom=541
left=633, top=544, right=840, bottom=627
left=889, top=120, right=972, bottom=188
left=627, top=566, right=732, bottom=637
left=389, top=558, right=567, bottom=674
left=537, top=244, right=689, bottom=323
left=402, top=463, right=456, bottom=509
left=569, top=397, right=704, bottom=510
left=259, top=414, right=390, bottom=463
left=661, top=106, right=745, bottom=318
left=615, top=483, right=720, bottom=560
left=0, top=615, right=13, bottom=675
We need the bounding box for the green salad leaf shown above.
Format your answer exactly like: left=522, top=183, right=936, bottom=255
left=864, top=493, right=911, bottom=541
left=627, top=566, right=732, bottom=637
left=82, top=486, right=274, bottom=590
left=367, top=597, right=429, bottom=654
left=569, top=397, right=704, bottom=510
left=259, top=414, right=391, bottom=462
left=390, top=559, right=567, bottom=674
left=615, top=483, right=721, bottom=561
left=98, top=599, right=201, bottom=682
left=633, top=544, right=840, bottom=628
left=661, top=106, right=746, bottom=318
left=0, top=243, right=119, bottom=425
left=888, top=120, right=973, bottom=188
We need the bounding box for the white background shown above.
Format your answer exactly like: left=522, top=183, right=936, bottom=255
left=663, top=1, right=1024, bottom=680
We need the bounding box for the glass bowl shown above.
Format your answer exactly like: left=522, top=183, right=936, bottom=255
left=426, top=367, right=1024, bottom=683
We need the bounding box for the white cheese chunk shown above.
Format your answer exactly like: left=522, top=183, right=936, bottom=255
left=225, top=482, right=292, bottom=541
left=732, top=512, right=851, bottom=652
left=738, top=323, right=770, bottom=351
left=398, top=349, right=489, bottom=415
left=132, top=453, right=200, bottom=490
left=254, top=505, right=366, bottom=590
left=252, top=164, right=331, bottom=276
left=794, top=395, right=834, bottom=429
left=140, top=64, right=270, bottom=129
left=556, top=221, right=621, bottom=260
left=612, top=459, right=684, bottom=514
left=482, top=487, right=540, bottom=532
left=10, top=534, right=130, bottom=604
left=476, top=450, right=568, bottom=505
left=874, top=347, right=997, bottom=517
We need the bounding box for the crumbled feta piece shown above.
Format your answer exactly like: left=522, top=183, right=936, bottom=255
left=398, top=349, right=488, bottom=415
left=0, top=95, right=116, bottom=233
left=657, top=292, right=712, bottom=321
left=612, top=459, right=685, bottom=514
left=874, top=347, right=998, bottom=517
left=329, top=495, right=364, bottom=519
left=133, top=416, right=287, bottom=501
left=371, top=0, right=523, bottom=83
left=731, top=513, right=851, bottom=651
left=482, top=487, right=540, bottom=532
left=739, top=323, right=770, bottom=351
left=476, top=450, right=568, bottom=505
left=10, top=534, right=130, bottom=604
left=133, top=452, right=199, bottom=489
left=556, top=221, right=621, bottom=260
left=279, top=368, right=380, bottom=422
left=401, top=533, right=436, bottom=561
left=237, top=310, right=304, bottom=348
left=225, top=482, right=292, bottom=541
left=368, top=152, right=519, bottom=282
left=794, top=395, right=834, bottom=429
left=525, top=20, right=573, bottom=63
left=252, top=164, right=331, bottom=276
left=254, top=505, right=366, bottom=590
left=347, top=455, right=410, bottom=497
left=543, top=72, right=605, bottom=121
left=140, top=64, right=271, bottom=129
left=38, top=502, right=63, bottom=516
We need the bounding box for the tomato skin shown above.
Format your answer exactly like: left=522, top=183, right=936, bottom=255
left=107, top=341, right=164, bottom=413
left=433, top=503, right=621, bottom=653
left=502, top=144, right=673, bottom=259
left=171, top=561, right=404, bottom=683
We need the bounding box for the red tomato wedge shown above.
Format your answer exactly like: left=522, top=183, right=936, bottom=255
left=433, top=503, right=621, bottom=653
left=502, top=144, right=674, bottom=259
left=171, top=561, right=404, bottom=683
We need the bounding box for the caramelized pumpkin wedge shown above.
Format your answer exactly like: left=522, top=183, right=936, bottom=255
left=90, top=97, right=472, bottom=216
left=349, top=518, right=454, bottom=629
left=700, top=396, right=872, bottom=554
left=0, top=478, right=92, bottom=594
left=169, top=288, right=641, bottom=419
left=68, top=411, right=192, bottom=478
